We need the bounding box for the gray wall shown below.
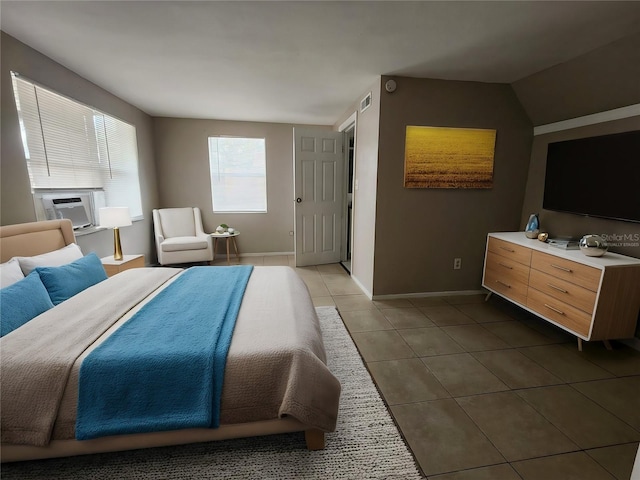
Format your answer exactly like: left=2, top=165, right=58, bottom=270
left=0, top=32, right=159, bottom=261
left=521, top=116, right=640, bottom=259
left=334, top=79, right=381, bottom=297
left=373, top=76, right=533, bottom=296
left=512, top=32, right=640, bottom=126
left=515, top=30, right=640, bottom=260
left=153, top=118, right=329, bottom=254
left=514, top=33, right=640, bottom=338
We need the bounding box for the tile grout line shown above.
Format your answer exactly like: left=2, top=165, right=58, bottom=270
left=312, top=264, right=640, bottom=478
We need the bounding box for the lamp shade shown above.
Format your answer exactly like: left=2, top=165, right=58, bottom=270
left=99, top=207, right=132, bottom=228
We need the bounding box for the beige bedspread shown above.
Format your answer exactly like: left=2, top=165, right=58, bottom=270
left=1, top=266, right=340, bottom=447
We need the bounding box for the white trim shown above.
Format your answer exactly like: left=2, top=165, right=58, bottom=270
left=338, top=114, right=357, bottom=268
left=621, top=337, right=640, bottom=352
left=372, top=289, right=485, bottom=301
left=351, top=274, right=373, bottom=300
left=534, top=104, right=640, bottom=136
left=338, top=111, right=357, bottom=133
left=238, top=251, right=294, bottom=257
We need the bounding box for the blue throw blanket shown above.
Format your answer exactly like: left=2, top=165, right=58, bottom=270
left=76, top=265, right=253, bottom=440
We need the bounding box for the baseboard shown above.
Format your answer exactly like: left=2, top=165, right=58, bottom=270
left=246, top=252, right=294, bottom=257
left=216, top=252, right=294, bottom=258
left=350, top=275, right=373, bottom=300
left=620, top=337, right=640, bottom=352
left=372, top=289, right=485, bottom=301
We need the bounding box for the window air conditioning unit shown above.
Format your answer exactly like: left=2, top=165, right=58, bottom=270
left=34, top=190, right=106, bottom=230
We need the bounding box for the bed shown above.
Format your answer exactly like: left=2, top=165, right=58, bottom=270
left=0, top=219, right=341, bottom=463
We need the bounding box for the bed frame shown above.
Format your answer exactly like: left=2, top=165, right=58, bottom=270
left=0, top=219, right=76, bottom=263
left=0, top=220, right=324, bottom=462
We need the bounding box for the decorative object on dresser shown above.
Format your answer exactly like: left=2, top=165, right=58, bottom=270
left=524, top=213, right=539, bottom=239
left=100, top=254, right=145, bottom=277
left=99, top=207, right=132, bottom=261
left=482, top=232, right=640, bottom=351
left=546, top=238, right=580, bottom=250
left=579, top=234, right=609, bottom=257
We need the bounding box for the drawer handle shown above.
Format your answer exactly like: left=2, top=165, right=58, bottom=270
left=547, top=283, right=568, bottom=294
left=498, top=262, right=513, bottom=270
left=544, top=303, right=565, bottom=315
left=496, top=280, right=511, bottom=288
left=499, top=246, right=515, bottom=253
left=550, top=264, right=573, bottom=273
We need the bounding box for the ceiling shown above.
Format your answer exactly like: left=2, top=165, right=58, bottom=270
left=2, top=1, right=640, bottom=125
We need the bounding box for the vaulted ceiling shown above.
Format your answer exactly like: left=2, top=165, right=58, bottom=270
left=2, top=1, right=640, bottom=125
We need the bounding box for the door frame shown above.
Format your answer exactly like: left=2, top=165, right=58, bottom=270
left=338, top=112, right=357, bottom=273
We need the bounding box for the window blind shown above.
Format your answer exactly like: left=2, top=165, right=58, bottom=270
left=11, top=72, right=143, bottom=218
left=208, top=137, right=267, bottom=213
left=96, top=114, right=143, bottom=218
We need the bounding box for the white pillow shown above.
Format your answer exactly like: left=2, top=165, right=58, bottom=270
left=0, top=258, right=25, bottom=288
left=17, top=243, right=84, bottom=275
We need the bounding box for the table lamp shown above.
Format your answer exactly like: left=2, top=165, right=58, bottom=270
left=99, top=207, right=132, bottom=261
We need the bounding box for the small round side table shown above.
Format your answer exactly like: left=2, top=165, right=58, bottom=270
left=210, top=231, right=240, bottom=265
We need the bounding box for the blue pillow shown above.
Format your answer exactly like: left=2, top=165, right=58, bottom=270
left=1, top=271, right=54, bottom=337
left=36, top=253, right=108, bottom=305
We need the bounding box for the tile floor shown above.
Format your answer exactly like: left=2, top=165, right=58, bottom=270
left=214, top=256, right=640, bottom=480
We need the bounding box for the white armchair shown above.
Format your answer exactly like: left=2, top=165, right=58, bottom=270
left=152, top=207, right=213, bottom=265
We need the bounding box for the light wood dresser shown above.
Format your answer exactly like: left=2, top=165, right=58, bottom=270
left=482, top=232, right=640, bottom=349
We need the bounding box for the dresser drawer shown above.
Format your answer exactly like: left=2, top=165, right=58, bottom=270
left=531, top=251, right=601, bottom=292
left=485, top=251, right=530, bottom=285
left=529, top=269, right=597, bottom=314
left=527, top=287, right=592, bottom=337
left=484, top=267, right=528, bottom=305
left=488, top=237, right=532, bottom=266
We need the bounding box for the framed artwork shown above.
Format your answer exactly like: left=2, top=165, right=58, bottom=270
left=404, top=126, right=497, bottom=188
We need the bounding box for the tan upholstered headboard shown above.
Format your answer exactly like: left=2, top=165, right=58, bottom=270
left=0, top=220, right=76, bottom=263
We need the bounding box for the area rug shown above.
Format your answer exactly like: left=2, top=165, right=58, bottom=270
left=2, top=306, right=422, bottom=480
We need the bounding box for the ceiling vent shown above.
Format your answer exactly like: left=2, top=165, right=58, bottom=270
left=360, top=92, right=372, bottom=113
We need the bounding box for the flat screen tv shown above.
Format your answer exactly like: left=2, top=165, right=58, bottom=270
left=543, top=130, right=640, bottom=223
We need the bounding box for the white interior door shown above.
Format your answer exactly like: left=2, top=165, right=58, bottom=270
left=294, top=128, right=344, bottom=267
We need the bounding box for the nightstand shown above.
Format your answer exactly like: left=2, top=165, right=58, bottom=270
left=101, top=254, right=145, bottom=277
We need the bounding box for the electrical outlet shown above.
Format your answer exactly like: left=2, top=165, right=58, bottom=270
left=453, top=258, right=462, bottom=270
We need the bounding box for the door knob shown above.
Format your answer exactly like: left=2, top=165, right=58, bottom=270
left=296, top=198, right=302, bottom=203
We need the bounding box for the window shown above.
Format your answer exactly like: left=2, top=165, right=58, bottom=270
left=208, top=137, right=267, bottom=212
left=11, top=72, right=143, bottom=219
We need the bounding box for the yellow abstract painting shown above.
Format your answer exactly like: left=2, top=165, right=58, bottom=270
left=404, top=126, right=497, bottom=188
